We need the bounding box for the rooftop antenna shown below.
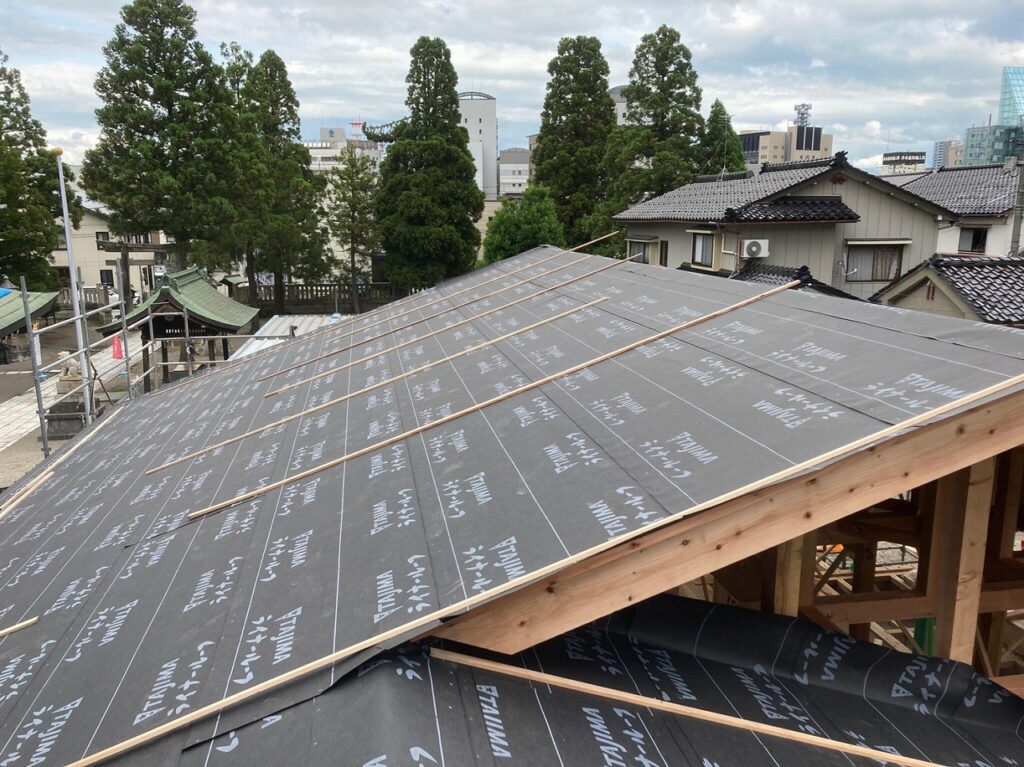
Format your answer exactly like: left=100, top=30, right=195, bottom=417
left=793, top=103, right=812, bottom=127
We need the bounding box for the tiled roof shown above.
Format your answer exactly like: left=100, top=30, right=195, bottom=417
left=614, top=157, right=839, bottom=223
left=727, top=196, right=859, bottom=223
left=0, top=289, right=59, bottom=338
left=878, top=172, right=929, bottom=187
left=98, top=265, right=258, bottom=334
left=730, top=260, right=859, bottom=299
left=931, top=255, right=1024, bottom=323
left=900, top=164, right=1021, bottom=216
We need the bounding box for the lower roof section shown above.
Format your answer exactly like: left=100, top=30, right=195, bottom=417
left=174, top=596, right=1024, bottom=767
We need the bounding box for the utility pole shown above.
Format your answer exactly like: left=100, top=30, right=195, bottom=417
left=1010, top=136, right=1024, bottom=257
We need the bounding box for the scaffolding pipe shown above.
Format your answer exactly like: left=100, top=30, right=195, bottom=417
left=55, top=150, right=92, bottom=427
left=19, top=278, right=50, bottom=459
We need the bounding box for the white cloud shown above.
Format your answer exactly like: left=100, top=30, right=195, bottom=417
left=1, top=0, right=1022, bottom=169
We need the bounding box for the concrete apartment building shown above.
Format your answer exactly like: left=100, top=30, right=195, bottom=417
left=303, top=126, right=384, bottom=174
left=498, top=147, right=530, bottom=198
left=459, top=91, right=498, bottom=201
left=932, top=138, right=964, bottom=169
left=739, top=125, right=834, bottom=165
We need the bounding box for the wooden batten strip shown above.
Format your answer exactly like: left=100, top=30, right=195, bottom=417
left=0, top=472, right=53, bottom=519
left=187, top=281, right=800, bottom=520
left=48, top=406, right=123, bottom=471
left=143, top=232, right=619, bottom=399
left=70, top=374, right=1024, bottom=767
left=145, top=299, right=607, bottom=475
left=0, top=616, right=39, bottom=640
left=257, top=250, right=603, bottom=384
left=264, top=249, right=640, bottom=397
left=429, top=648, right=948, bottom=767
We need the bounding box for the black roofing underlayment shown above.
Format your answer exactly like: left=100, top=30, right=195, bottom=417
left=0, top=246, right=1023, bottom=765
left=178, top=596, right=1024, bottom=767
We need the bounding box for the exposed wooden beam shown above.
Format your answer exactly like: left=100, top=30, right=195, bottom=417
left=933, top=460, right=995, bottom=664
left=849, top=542, right=878, bottom=641
left=433, top=388, right=1024, bottom=654
left=764, top=535, right=809, bottom=617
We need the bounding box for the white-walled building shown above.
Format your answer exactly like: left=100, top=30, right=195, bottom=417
left=459, top=92, right=498, bottom=201
left=498, top=147, right=530, bottom=198
left=303, top=126, right=384, bottom=174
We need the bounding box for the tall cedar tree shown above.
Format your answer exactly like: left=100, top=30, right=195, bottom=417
left=483, top=186, right=564, bottom=263
left=243, top=50, right=330, bottom=314
left=324, top=145, right=380, bottom=313
left=533, top=36, right=616, bottom=247
left=0, top=48, right=81, bottom=288
left=82, top=0, right=236, bottom=263
left=699, top=98, right=747, bottom=174
left=377, top=37, right=483, bottom=288
left=601, top=26, right=703, bottom=213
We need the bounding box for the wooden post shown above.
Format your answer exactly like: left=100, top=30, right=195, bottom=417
left=849, top=543, right=877, bottom=641
left=931, top=459, right=995, bottom=664
left=982, top=447, right=1024, bottom=673
left=763, top=534, right=809, bottom=617
left=222, top=336, right=230, bottom=363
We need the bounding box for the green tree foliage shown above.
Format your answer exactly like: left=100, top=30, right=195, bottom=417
left=377, top=37, right=483, bottom=288
left=0, top=48, right=81, bottom=288
left=533, top=36, right=616, bottom=247
left=324, top=145, right=380, bottom=312
left=699, top=98, right=747, bottom=174
left=243, top=50, right=329, bottom=313
left=483, top=186, right=564, bottom=263
left=81, top=0, right=235, bottom=252
left=609, top=25, right=704, bottom=204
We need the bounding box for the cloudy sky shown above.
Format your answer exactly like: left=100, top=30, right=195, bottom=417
left=2, top=0, right=1023, bottom=171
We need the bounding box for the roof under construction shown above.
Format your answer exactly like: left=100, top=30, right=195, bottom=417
left=1, top=246, right=1023, bottom=765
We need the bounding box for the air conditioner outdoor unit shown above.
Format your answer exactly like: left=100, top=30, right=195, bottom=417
left=743, top=239, right=770, bottom=259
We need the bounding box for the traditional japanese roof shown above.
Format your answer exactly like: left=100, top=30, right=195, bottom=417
left=0, top=287, right=58, bottom=339
left=730, top=261, right=858, bottom=299
left=724, top=196, right=859, bottom=223
left=878, top=171, right=929, bottom=187
left=873, top=254, right=1024, bottom=324
left=899, top=163, right=1021, bottom=216
left=614, top=152, right=947, bottom=224
left=98, top=265, right=258, bottom=334
left=1, top=246, right=1023, bottom=765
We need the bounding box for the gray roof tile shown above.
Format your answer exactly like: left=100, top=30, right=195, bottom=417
left=930, top=255, right=1024, bottom=323
left=901, top=164, right=1021, bottom=216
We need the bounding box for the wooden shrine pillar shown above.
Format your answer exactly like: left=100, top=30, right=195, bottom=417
left=930, top=459, right=995, bottom=664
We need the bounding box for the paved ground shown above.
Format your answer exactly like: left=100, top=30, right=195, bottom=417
left=0, top=313, right=143, bottom=489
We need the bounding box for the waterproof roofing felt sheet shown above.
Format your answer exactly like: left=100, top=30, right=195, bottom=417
left=179, top=596, right=1024, bottom=767
left=1, top=247, right=1024, bottom=765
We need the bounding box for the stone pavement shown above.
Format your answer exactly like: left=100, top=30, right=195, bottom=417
left=0, top=330, right=144, bottom=455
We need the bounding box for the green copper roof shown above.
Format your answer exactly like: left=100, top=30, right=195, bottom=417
left=99, top=266, right=257, bottom=334
left=0, top=289, right=59, bottom=339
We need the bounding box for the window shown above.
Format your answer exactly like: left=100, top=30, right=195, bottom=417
left=957, top=227, right=987, bottom=253
left=56, top=232, right=67, bottom=250
left=99, top=269, right=115, bottom=287
left=691, top=233, right=714, bottom=267
left=627, top=240, right=649, bottom=264
left=846, top=245, right=902, bottom=282
left=96, top=231, right=110, bottom=243
left=659, top=240, right=669, bottom=267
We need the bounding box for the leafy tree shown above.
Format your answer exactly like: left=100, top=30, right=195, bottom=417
left=483, top=185, right=564, bottom=263
left=324, top=145, right=380, bottom=313
left=376, top=37, right=483, bottom=288
left=608, top=25, right=704, bottom=205
left=81, top=0, right=236, bottom=262
left=242, top=49, right=329, bottom=314
left=699, top=98, right=747, bottom=174
left=533, top=36, right=616, bottom=246
left=0, top=48, right=81, bottom=288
